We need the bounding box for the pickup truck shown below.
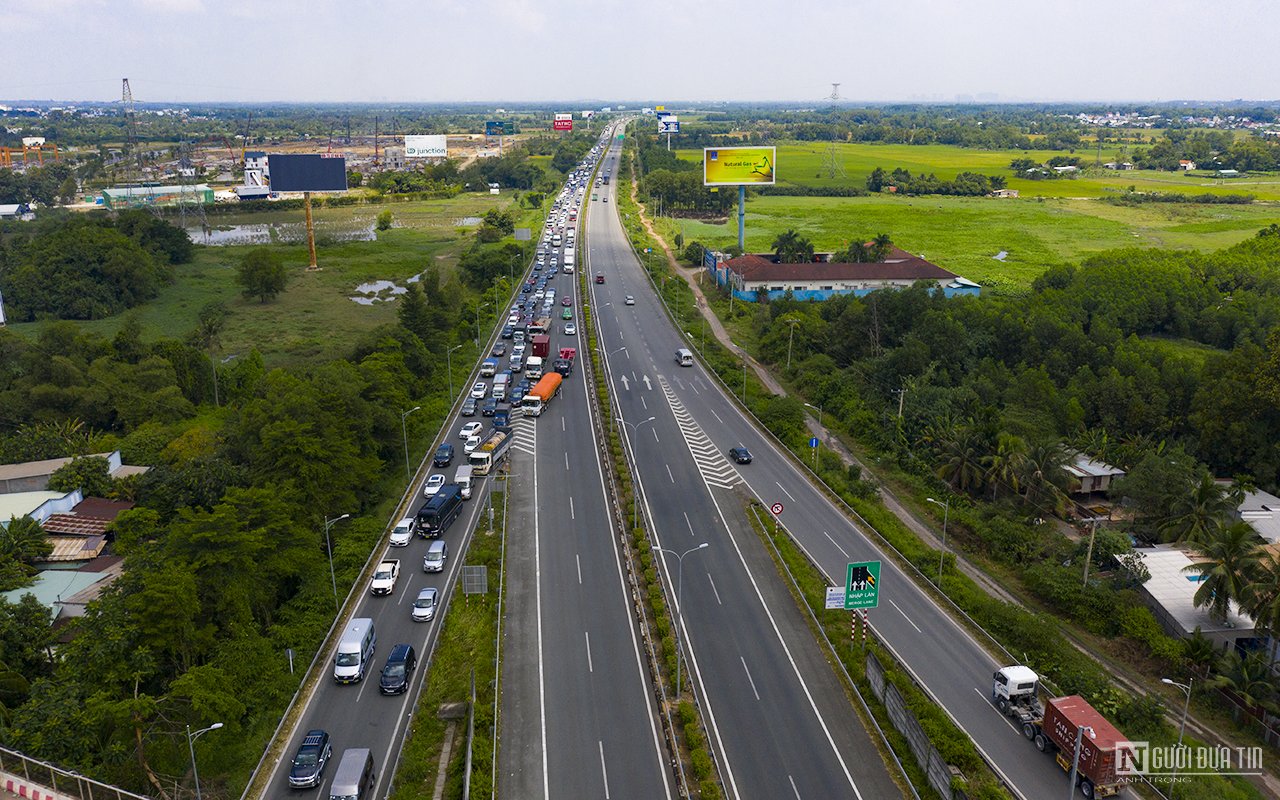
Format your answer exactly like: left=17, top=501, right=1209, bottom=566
left=370, top=559, right=400, bottom=596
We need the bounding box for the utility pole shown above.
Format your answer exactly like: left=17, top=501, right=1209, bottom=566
left=1082, top=518, right=1106, bottom=588
left=895, top=387, right=907, bottom=419
left=785, top=318, right=800, bottom=369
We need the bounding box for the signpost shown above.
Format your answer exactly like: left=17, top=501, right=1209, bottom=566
left=809, top=436, right=820, bottom=468
left=703, top=146, right=776, bottom=251
left=267, top=154, right=348, bottom=271
left=824, top=586, right=846, bottom=609
left=770, top=502, right=784, bottom=515
left=553, top=113, right=573, bottom=132
left=844, top=561, right=881, bottom=610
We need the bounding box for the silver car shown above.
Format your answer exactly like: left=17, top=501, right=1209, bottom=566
left=411, top=588, right=438, bottom=622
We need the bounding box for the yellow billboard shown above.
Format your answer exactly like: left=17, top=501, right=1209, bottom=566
left=703, top=146, right=776, bottom=186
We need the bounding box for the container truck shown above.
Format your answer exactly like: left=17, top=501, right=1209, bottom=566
left=521, top=372, right=563, bottom=417
left=531, top=334, right=551, bottom=358
left=469, top=426, right=513, bottom=476
left=992, top=666, right=1129, bottom=798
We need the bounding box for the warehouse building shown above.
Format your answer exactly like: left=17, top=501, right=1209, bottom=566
left=101, top=183, right=214, bottom=209
left=705, top=248, right=980, bottom=302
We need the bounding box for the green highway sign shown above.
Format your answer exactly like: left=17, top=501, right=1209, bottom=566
left=845, top=561, right=881, bottom=610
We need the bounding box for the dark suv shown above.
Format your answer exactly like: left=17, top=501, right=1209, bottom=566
left=433, top=444, right=454, bottom=467
left=379, top=643, right=417, bottom=695
left=728, top=447, right=753, bottom=464
left=288, top=729, right=332, bottom=788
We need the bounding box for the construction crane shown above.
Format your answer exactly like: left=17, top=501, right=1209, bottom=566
left=239, top=111, right=254, bottom=162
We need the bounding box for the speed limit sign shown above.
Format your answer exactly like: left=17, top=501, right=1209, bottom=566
left=770, top=502, right=784, bottom=515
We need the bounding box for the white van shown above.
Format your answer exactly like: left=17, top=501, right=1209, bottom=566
left=329, top=748, right=375, bottom=800
left=675, top=348, right=694, bottom=367
left=453, top=464, right=474, bottom=500
left=333, top=618, right=376, bottom=684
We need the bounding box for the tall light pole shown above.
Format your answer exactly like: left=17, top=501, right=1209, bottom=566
left=617, top=415, right=656, bottom=527
left=475, top=302, right=491, bottom=347
left=657, top=542, right=709, bottom=696
left=1066, top=724, right=1095, bottom=800
left=510, top=253, right=522, bottom=289
left=186, top=722, right=223, bottom=800
left=446, top=344, right=463, bottom=402
left=1162, top=677, right=1193, bottom=797
left=926, top=497, right=950, bottom=588
left=324, top=513, right=350, bottom=612
left=400, top=406, right=420, bottom=483
left=785, top=318, right=800, bottom=369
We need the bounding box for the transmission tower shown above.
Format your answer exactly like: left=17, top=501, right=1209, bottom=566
left=121, top=78, right=142, bottom=180
left=828, top=82, right=842, bottom=101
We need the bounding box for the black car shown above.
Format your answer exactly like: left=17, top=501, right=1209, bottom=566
left=433, top=443, right=454, bottom=468
left=481, top=397, right=498, bottom=417
left=518, top=378, right=533, bottom=393
left=728, top=447, right=753, bottom=464
left=379, top=643, right=417, bottom=695
left=501, top=325, right=514, bottom=339
left=288, top=729, right=332, bottom=788
left=491, top=342, right=507, bottom=357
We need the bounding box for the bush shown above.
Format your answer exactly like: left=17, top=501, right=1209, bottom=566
left=376, top=209, right=393, bottom=231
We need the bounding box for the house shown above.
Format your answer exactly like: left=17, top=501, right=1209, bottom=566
left=1065, top=453, right=1125, bottom=495
left=1217, top=169, right=1241, bottom=178
left=39, top=497, right=134, bottom=564
left=990, top=188, right=1019, bottom=198
left=0, top=203, right=31, bottom=220
left=1, top=554, right=122, bottom=623
left=1052, top=165, right=1079, bottom=174
left=0, top=451, right=146, bottom=494
left=1178, top=159, right=1197, bottom=171
left=1103, top=162, right=1135, bottom=170
left=1136, top=545, right=1259, bottom=653
left=381, top=147, right=406, bottom=171
left=706, top=248, right=980, bottom=302
left=0, top=489, right=83, bottom=527
left=1237, top=488, right=1280, bottom=544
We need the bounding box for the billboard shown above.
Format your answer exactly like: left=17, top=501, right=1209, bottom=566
left=659, top=116, right=680, bottom=134
left=655, top=105, right=665, bottom=112
left=404, top=135, right=447, bottom=159
left=268, top=154, right=348, bottom=192
left=553, top=117, right=573, bottom=132
left=485, top=120, right=515, bottom=136
left=581, top=110, right=595, bottom=119
left=703, top=146, right=776, bottom=186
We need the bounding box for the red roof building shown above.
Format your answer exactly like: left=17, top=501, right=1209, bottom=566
left=710, top=248, right=979, bottom=301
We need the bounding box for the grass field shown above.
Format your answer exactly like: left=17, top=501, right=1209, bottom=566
left=6, top=193, right=526, bottom=366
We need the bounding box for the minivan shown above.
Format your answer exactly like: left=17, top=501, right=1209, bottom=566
left=675, top=348, right=694, bottom=367
left=333, top=618, right=376, bottom=684
left=423, top=540, right=448, bottom=573
left=379, top=643, right=417, bottom=695
left=329, top=748, right=375, bottom=800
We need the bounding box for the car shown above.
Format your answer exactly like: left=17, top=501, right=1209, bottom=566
left=288, top=729, right=333, bottom=788
left=728, top=447, right=753, bottom=464
left=501, top=325, right=514, bottom=339
left=561, top=308, right=573, bottom=320
left=460, top=397, right=477, bottom=416
left=563, top=322, right=577, bottom=335
left=509, top=386, right=525, bottom=404
left=459, top=422, right=483, bottom=439
left=561, top=296, right=572, bottom=307
left=379, top=643, right=417, bottom=695
left=470, top=382, right=488, bottom=400
left=389, top=517, right=415, bottom=547
left=603, top=196, right=608, bottom=203
left=625, top=295, right=636, bottom=305
left=518, top=378, right=533, bottom=393
left=512, top=343, right=526, bottom=359
left=424, top=474, right=446, bottom=497
left=464, top=434, right=482, bottom=453
left=411, top=588, right=439, bottom=622
left=509, top=355, right=523, bottom=373
left=596, top=273, right=605, bottom=284
left=481, top=397, right=498, bottom=416
left=491, top=342, right=507, bottom=357
left=433, top=443, right=454, bottom=467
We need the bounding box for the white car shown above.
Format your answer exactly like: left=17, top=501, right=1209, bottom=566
left=423, top=474, right=445, bottom=497
left=625, top=295, right=635, bottom=305
left=512, top=343, right=526, bottom=360
left=412, top=587, right=439, bottom=622
left=470, top=382, right=488, bottom=399
left=459, top=422, right=483, bottom=439
left=390, top=517, right=415, bottom=547
left=563, top=322, right=577, bottom=335
left=464, top=434, right=482, bottom=454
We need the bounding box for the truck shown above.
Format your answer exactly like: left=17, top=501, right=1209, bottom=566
left=493, top=402, right=512, bottom=427
left=370, top=559, right=400, bottom=596
left=992, top=666, right=1129, bottom=798
left=526, top=355, right=544, bottom=379
left=531, top=316, right=551, bottom=335
left=531, top=334, right=551, bottom=359
left=470, top=426, right=513, bottom=476
left=521, top=372, right=563, bottom=417
left=493, top=372, right=510, bottom=400
left=480, top=357, right=498, bottom=377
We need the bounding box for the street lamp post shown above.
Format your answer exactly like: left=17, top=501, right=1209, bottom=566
left=926, top=497, right=950, bottom=587
left=617, top=415, right=656, bottom=527
left=186, top=722, right=223, bottom=800
left=1066, top=724, right=1095, bottom=800
left=475, top=302, right=491, bottom=347
left=323, top=513, right=351, bottom=612
left=785, top=318, right=800, bottom=369
left=657, top=542, right=710, bottom=696
left=1162, top=677, right=1193, bottom=797
left=446, top=344, right=463, bottom=402
left=400, top=406, right=421, bottom=483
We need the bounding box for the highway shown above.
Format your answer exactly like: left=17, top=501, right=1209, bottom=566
left=589, top=126, right=1074, bottom=800
left=496, top=125, right=674, bottom=799
left=586, top=134, right=903, bottom=800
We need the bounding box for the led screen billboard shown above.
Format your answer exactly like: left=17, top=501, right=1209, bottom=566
left=268, top=154, right=348, bottom=192
left=485, top=121, right=515, bottom=136
left=404, top=135, right=447, bottom=158
left=659, top=116, right=680, bottom=134
left=703, top=146, right=776, bottom=186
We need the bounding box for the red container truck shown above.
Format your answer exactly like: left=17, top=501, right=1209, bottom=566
left=531, top=334, right=551, bottom=359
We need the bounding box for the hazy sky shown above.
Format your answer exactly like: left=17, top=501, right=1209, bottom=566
left=2, top=0, right=1277, bottom=104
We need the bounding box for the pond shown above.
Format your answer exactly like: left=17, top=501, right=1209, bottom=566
left=185, top=219, right=377, bottom=246
left=350, top=272, right=427, bottom=305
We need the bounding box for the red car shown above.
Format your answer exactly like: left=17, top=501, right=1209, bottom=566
left=595, top=273, right=605, bottom=284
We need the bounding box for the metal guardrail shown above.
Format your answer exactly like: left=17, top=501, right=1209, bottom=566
left=0, top=746, right=152, bottom=800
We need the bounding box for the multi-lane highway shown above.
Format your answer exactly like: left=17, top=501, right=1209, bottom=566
left=586, top=134, right=904, bottom=800
left=588, top=125, right=1071, bottom=800
left=497, top=125, right=674, bottom=799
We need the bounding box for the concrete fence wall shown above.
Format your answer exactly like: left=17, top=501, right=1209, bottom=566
left=866, top=652, right=961, bottom=800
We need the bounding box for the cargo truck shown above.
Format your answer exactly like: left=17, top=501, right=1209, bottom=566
left=521, top=372, right=563, bottom=417
left=469, top=426, right=513, bottom=476
left=992, top=666, right=1129, bottom=798
left=480, top=358, right=498, bottom=377
left=531, top=334, right=551, bottom=358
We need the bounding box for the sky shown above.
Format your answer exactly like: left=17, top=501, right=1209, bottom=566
left=2, top=0, right=1278, bottom=105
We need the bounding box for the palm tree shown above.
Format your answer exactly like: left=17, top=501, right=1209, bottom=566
left=869, top=233, right=893, bottom=262
left=843, top=241, right=871, bottom=263
left=1184, top=521, right=1262, bottom=622
left=1243, top=550, right=1280, bottom=637
left=1180, top=628, right=1218, bottom=679
left=983, top=432, right=1027, bottom=500
left=1019, top=440, right=1072, bottom=517
left=771, top=229, right=814, bottom=264
left=1158, top=473, right=1233, bottom=544
left=0, top=516, right=51, bottom=568
left=1208, top=650, right=1279, bottom=718
left=936, top=426, right=990, bottom=496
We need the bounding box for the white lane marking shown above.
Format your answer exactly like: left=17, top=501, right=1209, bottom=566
left=775, top=481, right=796, bottom=501
left=691, top=383, right=701, bottom=395
left=599, top=741, right=611, bottom=800
left=355, top=671, right=372, bottom=702
left=570, top=496, right=575, bottom=520
left=534, top=420, right=550, bottom=797
left=684, top=512, right=695, bottom=537
left=975, top=687, right=1027, bottom=733
left=707, top=572, right=723, bottom=605
left=576, top=553, right=582, bottom=585
left=789, top=775, right=802, bottom=799
left=821, top=530, right=850, bottom=559
left=396, top=572, right=415, bottom=605
left=585, top=631, right=594, bottom=673
left=888, top=598, right=921, bottom=633
left=740, top=656, right=761, bottom=701
left=565, top=452, right=570, bottom=471
left=561, top=417, right=566, bottom=432
left=709, top=408, right=724, bottom=424
left=652, top=427, right=660, bottom=443
left=666, top=464, right=675, bottom=483
left=641, top=395, right=648, bottom=410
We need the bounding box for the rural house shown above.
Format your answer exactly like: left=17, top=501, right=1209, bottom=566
left=705, top=248, right=980, bottom=302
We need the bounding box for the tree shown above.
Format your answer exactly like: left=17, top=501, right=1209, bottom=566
left=1208, top=650, right=1279, bottom=717
left=0, top=516, right=52, bottom=576
left=771, top=229, right=813, bottom=264
left=47, top=455, right=114, bottom=497
left=236, top=248, right=288, bottom=303
left=376, top=209, right=393, bottom=231
left=1157, top=473, right=1233, bottom=544
left=936, top=425, right=990, bottom=496
left=869, top=233, right=893, bottom=263
left=57, top=176, right=78, bottom=204
left=1019, top=440, right=1071, bottom=516
left=1184, top=521, right=1261, bottom=623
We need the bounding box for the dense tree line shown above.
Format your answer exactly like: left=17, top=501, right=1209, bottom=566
left=866, top=166, right=1006, bottom=195
left=0, top=162, right=78, bottom=205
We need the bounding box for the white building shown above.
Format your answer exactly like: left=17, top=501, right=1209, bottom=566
left=1137, top=545, right=1258, bottom=653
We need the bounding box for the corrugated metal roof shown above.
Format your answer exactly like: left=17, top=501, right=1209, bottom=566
left=44, top=534, right=106, bottom=561
left=1138, top=546, right=1253, bottom=634
left=723, top=248, right=957, bottom=283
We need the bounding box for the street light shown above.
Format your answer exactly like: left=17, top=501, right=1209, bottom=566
left=1162, top=677, right=1193, bottom=797
left=186, top=722, right=223, bottom=800
left=785, top=318, right=800, bottom=369
left=1066, top=724, right=1095, bottom=800
left=475, top=301, right=491, bottom=347
left=657, top=542, right=710, bottom=696
left=400, top=406, right=420, bottom=483
left=446, top=344, right=464, bottom=402
left=617, top=415, right=656, bottom=527
left=926, top=497, right=950, bottom=588
left=324, top=513, right=351, bottom=612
